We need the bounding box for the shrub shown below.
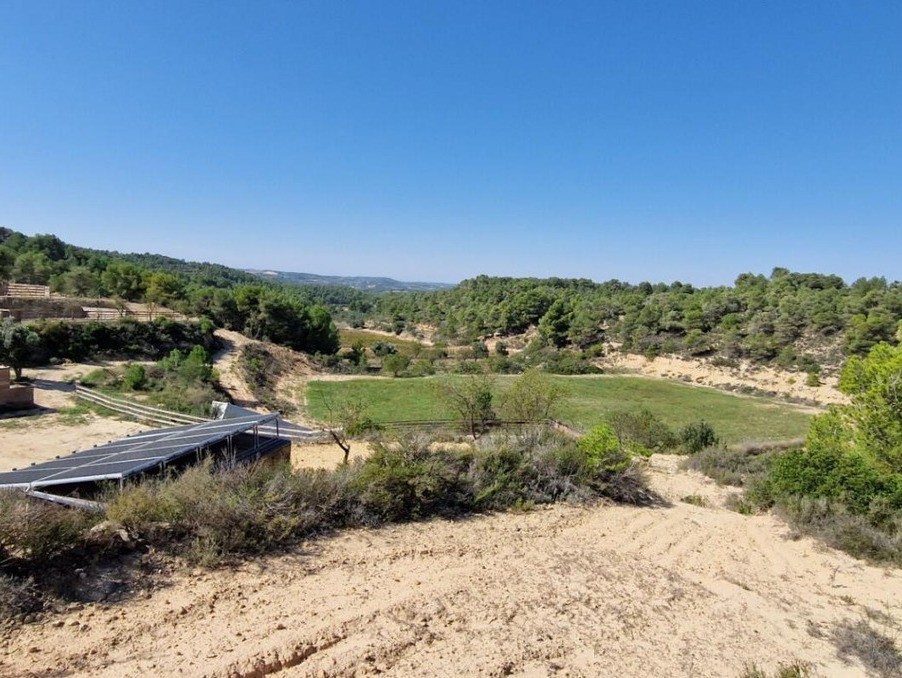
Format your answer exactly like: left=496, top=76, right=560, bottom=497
left=768, top=446, right=892, bottom=515
left=606, top=409, right=677, bottom=454
left=774, top=497, right=902, bottom=565
left=371, top=341, right=397, bottom=357
left=678, top=420, right=720, bottom=454
left=0, top=491, right=98, bottom=563
left=682, top=447, right=775, bottom=488
left=382, top=352, right=411, bottom=377
left=578, top=423, right=632, bottom=473
left=352, top=441, right=471, bottom=522
left=681, top=494, right=709, bottom=507
left=122, top=364, right=147, bottom=391
left=470, top=446, right=536, bottom=509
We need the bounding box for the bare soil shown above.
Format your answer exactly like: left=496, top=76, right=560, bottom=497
left=0, top=362, right=146, bottom=472
left=1, top=452, right=900, bottom=677
left=598, top=351, right=847, bottom=406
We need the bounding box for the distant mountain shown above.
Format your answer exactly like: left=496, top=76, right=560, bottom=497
left=245, top=269, right=455, bottom=293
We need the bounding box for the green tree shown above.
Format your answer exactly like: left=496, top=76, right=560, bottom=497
left=101, top=262, right=146, bottom=300
left=0, top=320, right=40, bottom=379
left=382, top=352, right=411, bottom=377
left=144, top=271, right=183, bottom=309
left=53, top=266, right=101, bottom=297
left=500, top=369, right=567, bottom=422
left=437, top=374, right=497, bottom=439
left=11, top=251, right=53, bottom=285
left=0, top=248, right=13, bottom=280
left=538, top=299, right=573, bottom=348
left=322, top=395, right=379, bottom=464
left=834, top=342, right=902, bottom=473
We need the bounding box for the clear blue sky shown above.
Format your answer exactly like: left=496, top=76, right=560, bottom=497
left=1, top=1, right=900, bottom=285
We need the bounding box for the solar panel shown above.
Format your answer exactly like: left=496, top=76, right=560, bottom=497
left=0, top=413, right=281, bottom=490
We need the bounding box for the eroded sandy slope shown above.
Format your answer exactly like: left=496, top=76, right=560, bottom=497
left=3, top=456, right=900, bottom=677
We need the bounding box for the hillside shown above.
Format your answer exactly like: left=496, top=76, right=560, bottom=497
left=246, top=269, right=454, bottom=293
left=4, top=227, right=902, bottom=378
left=366, top=272, right=902, bottom=373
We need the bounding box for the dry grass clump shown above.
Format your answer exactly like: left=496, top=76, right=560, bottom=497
left=832, top=619, right=902, bottom=677
left=0, top=490, right=99, bottom=563
left=775, top=498, right=902, bottom=566
left=739, top=660, right=815, bottom=677
left=682, top=447, right=775, bottom=488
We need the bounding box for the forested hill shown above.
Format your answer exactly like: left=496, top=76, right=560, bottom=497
left=365, top=271, right=902, bottom=372
left=246, top=269, right=453, bottom=293
left=3, top=227, right=900, bottom=372
left=0, top=228, right=343, bottom=354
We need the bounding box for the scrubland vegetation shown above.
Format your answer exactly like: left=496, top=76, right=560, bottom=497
left=5, top=228, right=902, bottom=376
left=78, top=344, right=222, bottom=416
left=0, top=228, right=340, bottom=356
left=4, top=226, right=902, bottom=678
left=0, top=426, right=654, bottom=624
left=687, top=341, right=902, bottom=565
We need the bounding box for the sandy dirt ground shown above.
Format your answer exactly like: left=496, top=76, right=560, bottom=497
left=0, top=341, right=887, bottom=677
left=0, top=362, right=147, bottom=472
left=2, top=454, right=899, bottom=677
left=598, top=351, right=846, bottom=406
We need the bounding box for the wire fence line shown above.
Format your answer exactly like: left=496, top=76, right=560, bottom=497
left=73, top=386, right=576, bottom=442
left=73, top=385, right=326, bottom=441
left=74, top=385, right=208, bottom=427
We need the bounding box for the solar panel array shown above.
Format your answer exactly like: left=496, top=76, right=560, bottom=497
left=0, top=413, right=280, bottom=490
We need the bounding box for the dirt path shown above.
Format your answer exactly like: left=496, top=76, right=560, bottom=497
left=212, top=329, right=261, bottom=408
left=3, top=456, right=898, bottom=677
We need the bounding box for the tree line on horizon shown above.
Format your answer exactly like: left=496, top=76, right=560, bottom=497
left=0, top=228, right=339, bottom=355
left=362, top=270, right=902, bottom=372
left=2, top=227, right=901, bottom=370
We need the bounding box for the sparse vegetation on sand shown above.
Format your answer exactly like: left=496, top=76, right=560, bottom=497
left=0, top=427, right=655, bottom=625
left=832, top=618, right=902, bottom=677
left=686, top=341, right=902, bottom=565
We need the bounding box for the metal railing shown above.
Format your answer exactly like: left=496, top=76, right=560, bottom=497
left=74, top=385, right=210, bottom=427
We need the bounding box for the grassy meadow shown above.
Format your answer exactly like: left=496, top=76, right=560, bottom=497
left=305, top=375, right=812, bottom=444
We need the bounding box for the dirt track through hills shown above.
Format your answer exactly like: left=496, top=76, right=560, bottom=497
left=212, top=329, right=261, bottom=408
left=3, top=456, right=900, bottom=677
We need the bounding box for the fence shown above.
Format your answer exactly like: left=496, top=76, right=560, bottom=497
left=73, top=385, right=324, bottom=441
left=74, top=385, right=209, bottom=427
left=0, top=282, right=51, bottom=298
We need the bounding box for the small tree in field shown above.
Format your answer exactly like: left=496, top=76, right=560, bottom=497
left=500, top=369, right=567, bottom=422
left=437, top=374, right=497, bottom=439
left=322, top=395, right=380, bottom=464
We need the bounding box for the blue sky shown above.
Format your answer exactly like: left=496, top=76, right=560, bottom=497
left=1, top=1, right=900, bottom=285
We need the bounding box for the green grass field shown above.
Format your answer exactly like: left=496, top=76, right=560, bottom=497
left=305, top=375, right=812, bottom=444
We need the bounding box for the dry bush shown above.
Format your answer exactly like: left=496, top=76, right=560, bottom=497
left=739, top=661, right=815, bottom=678
left=832, top=619, right=902, bottom=677
left=0, top=491, right=98, bottom=563
left=0, top=574, right=41, bottom=626
left=683, top=447, right=775, bottom=488
left=775, top=498, right=902, bottom=565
